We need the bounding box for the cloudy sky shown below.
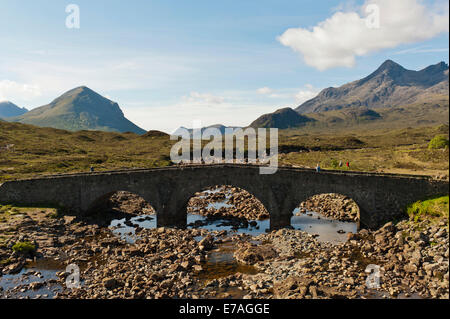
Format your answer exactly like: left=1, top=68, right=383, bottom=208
left=0, top=0, right=448, bottom=133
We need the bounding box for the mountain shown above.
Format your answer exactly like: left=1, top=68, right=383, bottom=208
left=250, top=107, right=313, bottom=129
left=0, top=101, right=28, bottom=118
left=10, top=86, right=146, bottom=134
left=249, top=100, right=448, bottom=131
left=172, top=124, right=242, bottom=138
left=295, top=60, right=449, bottom=114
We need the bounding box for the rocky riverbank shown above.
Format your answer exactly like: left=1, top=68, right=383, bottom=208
left=57, top=228, right=220, bottom=299
left=298, top=193, right=359, bottom=222
left=1, top=202, right=448, bottom=299
left=188, top=185, right=270, bottom=221
left=228, top=218, right=449, bottom=299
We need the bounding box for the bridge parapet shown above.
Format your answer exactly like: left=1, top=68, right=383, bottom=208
left=0, top=164, right=448, bottom=229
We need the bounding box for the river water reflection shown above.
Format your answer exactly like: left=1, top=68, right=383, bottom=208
left=109, top=208, right=357, bottom=245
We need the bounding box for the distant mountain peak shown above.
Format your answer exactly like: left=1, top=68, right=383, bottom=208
left=55, top=85, right=106, bottom=101
left=377, top=59, right=404, bottom=70
left=0, top=101, right=28, bottom=118
left=295, top=60, right=449, bottom=114
left=370, top=59, right=405, bottom=76
left=9, top=87, right=145, bottom=134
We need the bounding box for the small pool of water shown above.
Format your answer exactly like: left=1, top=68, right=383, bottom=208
left=108, top=209, right=357, bottom=244
left=196, top=242, right=259, bottom=281
left=107, top=185, right=358, bottom=245
left=194, top=241, right=258, bottom=299
left=187, top=214, right=269, bottom=235
left=109, top=215, right=156, bottom=243
left=0, top=259, right=64, bottom=299
left=291, top=209, right=358, bottom=243
left=198, top=188, right=234, bottom=210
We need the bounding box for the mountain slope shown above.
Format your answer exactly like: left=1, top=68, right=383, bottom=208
left=295, top=60, right=449, bottom=113
left=249, top=99, right=448, bottom=131
left=10, top=86, right=146, bottom=134
left=0, top=101, right=28, bottom=118
left=250, top=107, right=313, bottom=129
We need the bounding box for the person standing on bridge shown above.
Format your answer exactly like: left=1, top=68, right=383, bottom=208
left=346, top=161, right=350, bottom=169
left=316, top=163, right=321, bottom=172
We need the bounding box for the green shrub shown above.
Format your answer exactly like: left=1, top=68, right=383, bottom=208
left=330, top=158, right=340, bottom=169
left=406, top=195, right=449, bottom=222
left=12, top=241, right=36, bottom=254
left=428, top=135, right=449, bottom=150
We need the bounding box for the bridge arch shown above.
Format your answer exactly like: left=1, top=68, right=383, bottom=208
left=166, top=182, right=276, bottom=229
left=85, top=190, right=156, bottom=225
left=286, top=190, right=371, bottom=229
left=185, top=185, right=271, bottom=229
left=294, top=193, right=361, bottom=224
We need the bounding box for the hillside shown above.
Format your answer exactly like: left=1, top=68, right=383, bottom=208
left=249, top=99, right=448, bottom=132
left=250, top=107, right=313, bottom=129
left=9, top=86, right=146, bottom=134
left=0, top=101, right=28, bottom=118
left=301, top=100, right=449, bottom=132
left=0, top=121, right=171, bottom=182
left=295, top=60, right=449, bottom=113
left=0, top=120, right=447, bottom=182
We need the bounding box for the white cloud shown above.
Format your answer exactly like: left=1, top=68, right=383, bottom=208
left=254, top=85, right=321, bottom=104
left=294, top=84, right=321, bottom=104
left=0, top=80, right=41, bottom=102
left=278, top=0, right=449, bottom=70
left=125, top=100, right=278, bottom=134
left=393, top=46, right=449, bottom=55
left=257, top=87, right=289, bottom=99
left=257, top=87, right=274, bottom=95
left=123, top=88, right=309, bottom=132
left=0, top=53, right=199, bottom=108
left=182, top=92, right=225, bottom=106
left=331, top=0, right=360, bottom=14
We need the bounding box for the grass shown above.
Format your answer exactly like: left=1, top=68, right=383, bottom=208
left=12, top=241, right=36, bottom=254
left=0, top=205, right=21, bottom=222
left=406, top=195, right=449, bottom=223
left=0, top=121, right=449, bottom=183
left=0, top=121, right=174, bottom=182
left=279, top=125, right=449, bottom=175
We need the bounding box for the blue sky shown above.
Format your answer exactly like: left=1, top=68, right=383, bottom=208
left=0, top=0, right=448, bottom=133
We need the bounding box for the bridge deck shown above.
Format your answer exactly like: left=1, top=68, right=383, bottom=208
left=2, top=163, right=435, bottom=183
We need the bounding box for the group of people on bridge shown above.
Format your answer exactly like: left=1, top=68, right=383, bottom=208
left=316, top=160, right=350, bottom=172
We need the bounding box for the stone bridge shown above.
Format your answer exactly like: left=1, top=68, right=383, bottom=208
left=0, top=164, right=448, bottom=229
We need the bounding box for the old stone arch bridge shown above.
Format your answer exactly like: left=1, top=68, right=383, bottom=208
left=0, top=164, right=448, bottom=229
